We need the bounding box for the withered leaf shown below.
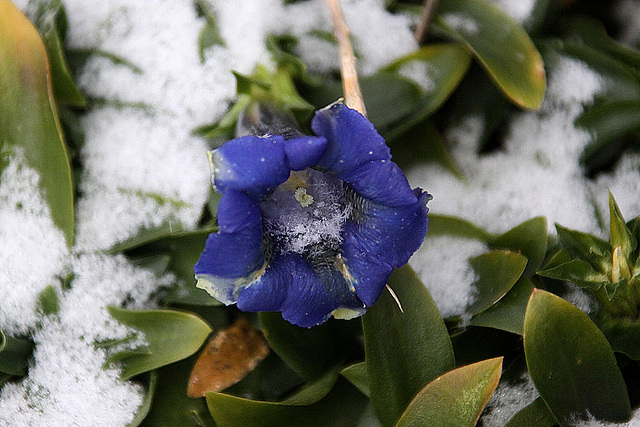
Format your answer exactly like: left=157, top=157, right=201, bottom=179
left=187, top=317, right=270, bottom=398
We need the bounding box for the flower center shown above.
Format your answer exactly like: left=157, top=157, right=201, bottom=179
left=260, top=169, right=351, bottom=260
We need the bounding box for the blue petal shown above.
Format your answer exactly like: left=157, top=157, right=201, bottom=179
left=341, top=191, right=431, bottom=306
left=284, top=136, right=328, bottom=171
left=236, top=254, right=290, bottom=313
left=238, top=253, right=364, bottom=327
left=194, top=191, right=265, bottom=303
left=343, top=160, right=418, bottom=207
left=311, top=102, right=391, bottom=176
left=212, top=135, right=290, bottom=198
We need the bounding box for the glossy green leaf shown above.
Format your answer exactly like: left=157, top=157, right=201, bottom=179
left=434, top=0, right=546, bottom=109
left=0, top=0, right=74, bottom=247
left=141, top=356, right=215, bottom=427
left=340, top=362, right=369, bottom=397
left=383, top=43, right=472, bottom=139
left=465, top=250, right=528, bottom=317
left=396, top=357, right=503, bottom=427
left=505, top=396, right=557, bottom=427
left=555, top=224, right=613, bottom=274
left=470, top=277, right=535, bottom=335
left=427, top=214, right=493, bottom=241
left=0, top=331, right=33, bottom=376
left=491, top=217, right=548, bottom=277
left=205, top=371, right=368, bottom=427
left=600, top=318, right=640, bottom=360
left=537, top=259, right=609, bottom=291
left=523, top=289, right=631, bottom=425
left=259, top=312, right=358, bottom=381
left=363, top=265, right=455, bottom=427
left=29, top=0, right=86, bottom=106
left=107, top=307, right=211, bottom=380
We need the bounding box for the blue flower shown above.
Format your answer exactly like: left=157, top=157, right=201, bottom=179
left=195, top=102, right=431, bottom=327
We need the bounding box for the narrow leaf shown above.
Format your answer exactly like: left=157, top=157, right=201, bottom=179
left=0, top=0, right=75, bottom=247
left=205, top=370, right=368, bottom=427
left=537, top=259, right=609, bottom=291
left=363, top=265, right=455, bottom=427
left=427, top=214, right=493, bottom=242
left=523, top=289, right=631, bottom=425
left=555, top=224, right=613, bottom=275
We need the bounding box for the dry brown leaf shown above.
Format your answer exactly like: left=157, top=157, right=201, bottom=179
left=187, top=317, right=270, bottom=398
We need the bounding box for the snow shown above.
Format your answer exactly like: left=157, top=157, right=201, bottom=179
left=488, top=0, right=536, bottom=25
left=442, top=13, right=480, bottom=36
left=482, top=373, right=539, bottom=427
left=0, top=254, right=170, bottom=427
left=0, top=152, right=69, bottom=336
left=409, top=236, right=487, bottom=318
left=408, top=56, right=604, bottom=235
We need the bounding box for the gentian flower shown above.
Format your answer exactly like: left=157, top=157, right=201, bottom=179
left=195, top=101, right=431, bottom=327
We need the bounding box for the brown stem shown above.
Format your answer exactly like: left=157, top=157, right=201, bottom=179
left=414, top=0, right=439, bottom=44
left=325, top=0, right=367, bottom=116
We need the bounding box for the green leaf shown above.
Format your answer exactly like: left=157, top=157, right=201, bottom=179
left=562, top=16, right=640, bottom=72
left=129, top=373, right=157, bottom=427
left=259, top=313, right=359, bottom=381
left=205, top=371, right=369, bottom=427
left=600, top=318, right=640, bottom=360
left=382, top=43, right=472, bottom=139
left=363, top=265, right=455, bottom=427
left=37, top=285, right=60, bottom=316
left=470, top=277, right=535, bottom=335
left=505, top=396, right=557, bottom=427
left=108, top=222, right=207, bottom=253
left=0, top=331, right=33, bottom=376
left=141, top=356, right=216, bottom=427
left=433, top=0, right=546, bottom=109
left=340, top=362, right=369, bottom=397
left=395, top=357, right=503, bottom=427
left=537, top=259, right=609, bottom=291
left=465, top=250, right=528, bottom=317
left=29, top=0, right=86, bottom=106
left=523, top=289, right=631, bottom=425
left=427, top=214, right=493, bottom=241
left=0, top=0, right=75, bottom=247
left=491, top=217, right=548, bottom=277
left=609, top=192, right=637, bottom=260
left=107, top=307, right=211, bottom=380
left=555, top=224, right=613, bottom=275
left=577, top=100, right=640, bottom=168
